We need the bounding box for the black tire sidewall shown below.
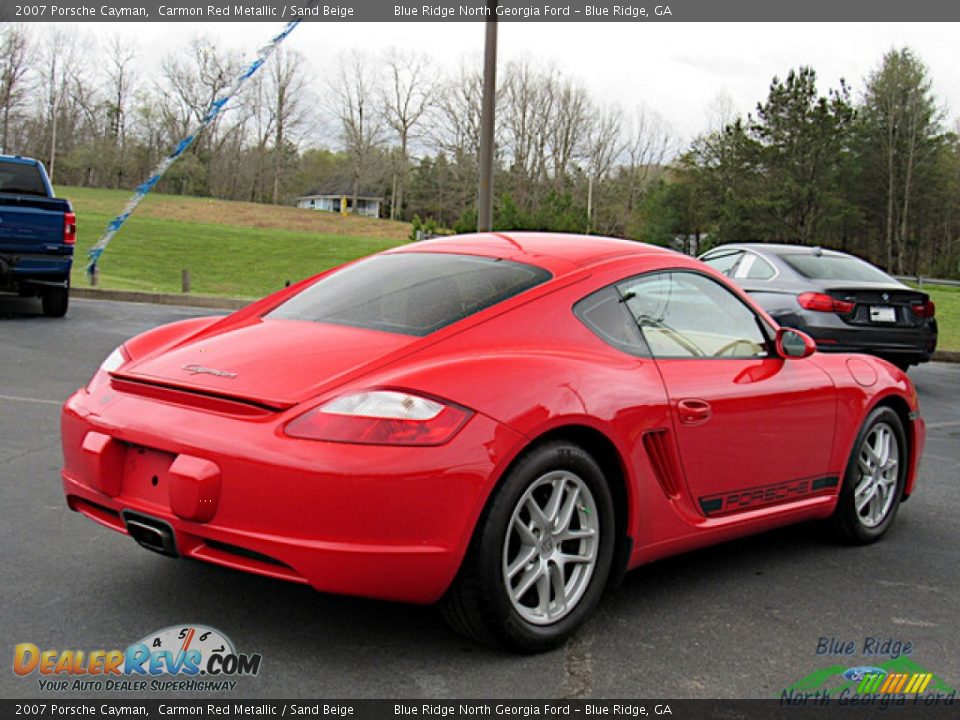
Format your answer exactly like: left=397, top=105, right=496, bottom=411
left=470, top=441, right=616, bottom=652
left=835, top=406, right=908, bottom=543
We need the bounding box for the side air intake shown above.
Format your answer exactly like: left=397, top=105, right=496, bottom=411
left=642, top=429, right=684, bottom=499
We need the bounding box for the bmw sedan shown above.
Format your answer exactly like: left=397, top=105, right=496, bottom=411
left=62, top=233, right=924, bottom=652
left=699, top=243, right=937, bottom=370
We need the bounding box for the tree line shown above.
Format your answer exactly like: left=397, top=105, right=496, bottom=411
left=647, top=51, right=959, bottom=278
left=1, top=24, right=957, bottom=277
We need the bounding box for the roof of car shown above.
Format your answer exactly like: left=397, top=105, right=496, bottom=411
left=707, top=242, right=849, bottom=258
left=0, top=154, right=41, bottom=166
left=391, top=232, right=679, bottom=273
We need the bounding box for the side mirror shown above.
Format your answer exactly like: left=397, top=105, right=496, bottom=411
left=776, top=327, right=816, bottom=359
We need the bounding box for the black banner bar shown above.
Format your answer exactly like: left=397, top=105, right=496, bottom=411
left=2, top=699, right=959, bottom=719
left=3, top=0, right=960, bottom=23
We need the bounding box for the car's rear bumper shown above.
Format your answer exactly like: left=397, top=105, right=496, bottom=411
left=61, top=387, right=524, bottom=604
left=778, top=313, right=937, bottom=365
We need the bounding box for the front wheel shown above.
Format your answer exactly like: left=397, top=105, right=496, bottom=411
left=442, top=441, right=615, bottom=653
left=830, top=406, right=907, bottom=544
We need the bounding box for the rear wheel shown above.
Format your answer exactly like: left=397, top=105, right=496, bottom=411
left=41, top=280, right=69, bottom=317
left=442, top=441, right=615, bottom=653
left=830, top=406, right=907, bottom=544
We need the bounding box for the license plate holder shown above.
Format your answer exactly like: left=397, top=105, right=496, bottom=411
left=869, top=306, right=896, bottom=323
left=121, top=447, right=174, bottom=508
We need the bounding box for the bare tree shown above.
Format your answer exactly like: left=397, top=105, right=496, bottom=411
left=705, top=91, right=736, bottom=133
left=501, top=59, right=557, bottom=193
left=432, top=57, right=485, bottom=162
left=38, top=29, right=89, bottom=182
left=429, top=57, right=489, bottom=220
left=547, top=76, right=591, bottom=180
left=160, top=36, right=241, bottom=144
left=0, top=24, right=31, bottom=154
left=327, top=50, right=386, bottom=212
left=267, top=47, right=311, bottom=203
left=159, top=36, right=244, bottom=193
left=380, top=48, right=433, bottom=219
left=584, top=104, right=625, bottom=231
left=623, top=106, right=673, bottom=212
left=104, top=35, right=138, bottom=185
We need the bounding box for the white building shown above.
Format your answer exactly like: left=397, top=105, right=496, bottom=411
left=296, top=183, right=383, bottom=219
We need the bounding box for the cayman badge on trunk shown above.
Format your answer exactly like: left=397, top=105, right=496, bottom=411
left=181, top=364, right=237, bottom=379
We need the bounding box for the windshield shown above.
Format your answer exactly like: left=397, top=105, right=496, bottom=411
left=267, top=253, right=551, bottom=336
left=0, top=162, right=48, bottom=197
left=782, top=254, right=894, bottom=283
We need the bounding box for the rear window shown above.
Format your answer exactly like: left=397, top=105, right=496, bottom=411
left=0, top=161, right=47, bottom=196
left=267, top=253, right=551, bottom=336
left=701, top=250, right=743, bottom=276
left=783, top=254, right=893, bottom=283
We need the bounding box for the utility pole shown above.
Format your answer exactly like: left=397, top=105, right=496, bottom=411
left=586, top=175, right=593, bottom=234
left=477, top=2, right=498, bottom=232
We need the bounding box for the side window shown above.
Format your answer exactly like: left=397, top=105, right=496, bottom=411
left=617, top=272, right=769, bottom=359
left=733, top=252, right=776, bottom=281
left=573, top=286, right=649, bottom=357
left=700, top=250, right=743, bottom=277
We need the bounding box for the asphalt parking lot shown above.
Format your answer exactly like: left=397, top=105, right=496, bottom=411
left=2, top=297, right=959, bottom=700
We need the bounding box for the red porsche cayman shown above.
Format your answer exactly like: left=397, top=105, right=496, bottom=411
left=61, top=233, right=925, bottom=652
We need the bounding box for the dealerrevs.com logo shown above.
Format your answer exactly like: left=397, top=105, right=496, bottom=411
left=13, top=625, right=261, bottom=692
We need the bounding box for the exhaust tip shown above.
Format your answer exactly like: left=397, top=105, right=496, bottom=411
left=121, top=511, right=179, bottom=558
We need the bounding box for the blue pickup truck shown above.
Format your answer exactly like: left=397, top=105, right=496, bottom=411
left=0, top=155, right=75, bottom=317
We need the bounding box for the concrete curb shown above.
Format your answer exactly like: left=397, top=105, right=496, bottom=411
left=71, top=287, right=250, bottom=311
left=68, top=288, right=960, bottom=363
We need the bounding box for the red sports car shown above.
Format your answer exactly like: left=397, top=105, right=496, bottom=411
left=61, top=233, right=924, bottom=652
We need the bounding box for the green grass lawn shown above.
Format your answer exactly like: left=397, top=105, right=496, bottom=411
left=58, top=186, right=411, bottom=299
left=923, top=284, right=960, bottom=352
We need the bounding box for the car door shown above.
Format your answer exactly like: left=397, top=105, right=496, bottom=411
left=618, top=270, right=838, bottom=517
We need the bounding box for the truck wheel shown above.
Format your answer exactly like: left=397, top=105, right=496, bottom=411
left=42, top=282, right=69, bottom=317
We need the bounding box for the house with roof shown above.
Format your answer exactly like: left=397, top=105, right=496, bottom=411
left=295, top=179, right=383, bottom=219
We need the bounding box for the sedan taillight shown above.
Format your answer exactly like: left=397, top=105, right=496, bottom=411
left=797, top=292, right=855, bottom=314
left=912, top=300, right=936, bottom=318
left=284, top=390, right=473, bottom=446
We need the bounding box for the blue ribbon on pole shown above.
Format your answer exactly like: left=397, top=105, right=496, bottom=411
left=87, top=20, right=303, bottom=278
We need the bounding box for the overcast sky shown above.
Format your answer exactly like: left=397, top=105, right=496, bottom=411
left=69, top=21, right=960, bottom=149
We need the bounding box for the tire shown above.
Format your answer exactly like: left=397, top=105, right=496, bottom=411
left=830, top=406, right=907, bottom=544
left=441, top=441, right=615, bottom=653
left=41, top=281, right=69, bottom=317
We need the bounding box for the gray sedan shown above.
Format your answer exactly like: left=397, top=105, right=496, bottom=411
left=699, top=243, right=937, bottom=370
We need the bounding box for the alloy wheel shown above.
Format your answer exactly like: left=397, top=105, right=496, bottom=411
left=502, top=470, right=599, bottom=625
left=854, top=421, right=900, bottom=529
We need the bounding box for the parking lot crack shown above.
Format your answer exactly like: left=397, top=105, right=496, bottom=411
left=561, top=626, right=595, bottom=698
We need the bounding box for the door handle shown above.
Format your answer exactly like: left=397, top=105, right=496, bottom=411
left=677, top=398, right=712, bottom=425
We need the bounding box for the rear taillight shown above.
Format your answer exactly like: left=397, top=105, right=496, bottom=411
left=63, top=212, right=76, bottom=245
left=798, top=292, right=855, bottom=314
left=912, top=300, right=936, bottom=318
left=284, top=390, right=473, bottom=446
left=86, top=345, right=131, bottom=394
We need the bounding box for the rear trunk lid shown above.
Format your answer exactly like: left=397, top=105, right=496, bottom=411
left=113, top=318, right=416, bottom=409
left=827, top=284, right=931, bottom=328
